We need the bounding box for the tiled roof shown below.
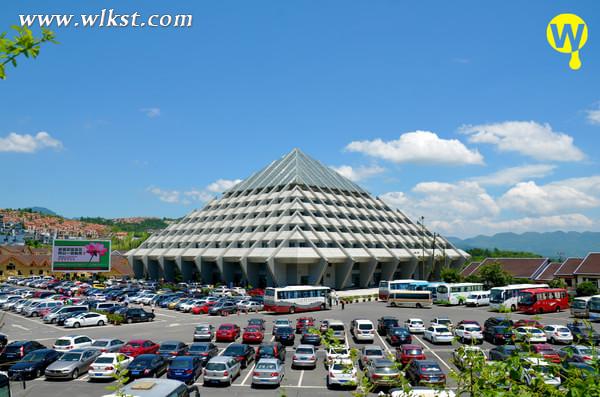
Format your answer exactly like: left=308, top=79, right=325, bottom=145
left=460, top=262, right=481, bottom=277
left=535, top=262, right=562, bottom=281
left=574, top=253, right=600, bottom=275
left=477, top=257, right=550, bottom=280
left=554, top=257, right=583, bottom=277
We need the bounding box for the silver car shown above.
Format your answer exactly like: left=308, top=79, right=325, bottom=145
left=90, top=338, right=125, bottom=353
left=193, top=324, right=214, bottom=342
left=292, top=345, right=317, bottom=368
left=251, top=358, right=284, bottom=387
left=45, top=348, right=101, bottom=379
left=203, top=356, right=240, bottom=386
left=359, top=345, right=386, bottom=369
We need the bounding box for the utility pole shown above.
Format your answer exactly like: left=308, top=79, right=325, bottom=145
left=419, top=216, right=425, bottom=280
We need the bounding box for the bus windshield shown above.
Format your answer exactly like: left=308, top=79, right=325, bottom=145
left=572, top=299, right=588, bottom=309
left=589, top=298, right=600, bottom=311
left=519, top=292, right=536, bottom=306
left=490, top=289, right=504, bottom=303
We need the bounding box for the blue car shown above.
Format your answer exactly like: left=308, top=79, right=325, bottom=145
left=274, top=326, right=295, bottom=345
left=166, top=356, right=202, bottom=384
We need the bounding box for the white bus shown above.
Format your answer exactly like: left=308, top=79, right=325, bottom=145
left=388, top=290, right=432, bottom=309
left=264, top=285, right=331, bottom=314
left=489, top=283, right=549, bottom=311
left=587, top=295, right=600, bottom=321
left=571, top=296, right=593, bottom=318
left=435, top=283, right=484, bottom=305
left=378, top=279, right=428, bottom=300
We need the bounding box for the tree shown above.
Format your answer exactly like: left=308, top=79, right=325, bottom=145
left=0, top=26, right=57, bottom=79
left=441, top=267, right=463, bottom=283
left=477, top=261, right=513, bottom=288
left=576, top=281, right=598, bottom=297
left=548, top=278, right=567, bottom=289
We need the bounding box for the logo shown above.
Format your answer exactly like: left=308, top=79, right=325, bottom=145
left=547, top=13, right=588, bottom=70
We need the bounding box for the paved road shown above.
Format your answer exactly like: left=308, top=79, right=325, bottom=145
left=2, top=300, right=588, bottom=397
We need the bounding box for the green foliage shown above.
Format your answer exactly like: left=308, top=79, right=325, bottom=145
left=80, top=217, right=171, bottom=233
left=0, top=26, right=57, bottom=79
left=107, top=313, right=124, bottom=325
left=441, top=267, right=463, bottom=283
left=576, top=281, right=598, bottom=297
left=548, top=278, right=568, bottom=289
left=467, top=248, right=542, bottom=263
left=477, top=261, right=514, bottom=288
left=105, top=362, right=130, bottom=396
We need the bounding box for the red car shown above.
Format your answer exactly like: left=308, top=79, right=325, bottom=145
left=528, top=344, right=561, bottom=363
left=192, top=302, right=215, bottom=315
left=295, top=317, right=316, bottom=334
left=242, top=326, right=265, bottom=344
left=247, top=288, right=265, bottom=297
left=216, top=324, right=240, bottom=342
left=513, top=319, right=543, bottom=329
left=396, top=344, right=426, bottom=365
left=119, top=339, right=160, bottom=357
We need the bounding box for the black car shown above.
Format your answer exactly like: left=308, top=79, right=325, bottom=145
left=483, top=325, right=514, bottom=345
left=567, top=323, right=600, bottom=345
left=386, top=327, right=412, bottom=346
left=301, top=329, right=321, bottom=346
left=255, top=342, right=286, bottom=362
left=484, top=317, right=513, bottom=331
left=187, top=343, right=218, bottom=366
left=489, top=345, right=519, bottom=361
left=559, top=362, right=597, bottom=380
left=208, top=302, right=237, bottom=316
left=118, top=308, right=155, bottom=324
left=0, top=334, right=7, bottom=349
left=128, top=354, right=168, bottom=379
left=405, top=360, right=446, bottom=386
left=158, top=341, right=189, bottom=361
left=7, top=349, right=60, bottom=380
left=222, top=343, right=255, bottom=368
left=274, top=326, right=295, bottom=345
left=377, top=316, right=399, bottom=336
left=0, top=341, right=46, bottom=370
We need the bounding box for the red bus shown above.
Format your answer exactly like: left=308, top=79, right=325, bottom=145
left=517, top=288, right=569, bottom=314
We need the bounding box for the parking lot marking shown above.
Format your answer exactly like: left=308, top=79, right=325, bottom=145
left=412, top=334, right=452, bottom=371
left=154, top=312, right=178, bottom=319
left=168, top=323, right=181, bottom=327
left=375, top=332, right=392, bottom=354
left=297, top=369, right=304, bottom=387
left=240, top=363, right=255, bottom=386
left=11, top=324, right=30, bottom=331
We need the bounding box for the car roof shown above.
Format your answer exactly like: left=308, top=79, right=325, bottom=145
left=128, top=339, right=151, bottom=343
left=402, top=344, right=422, bottom=349
left=209, top=356, right=234, bottom=363
left=60, top=335, right=89, bottom=339
left=160, top=340, right=183, bottom=345
left=256, top=358, right=279, bottom=364
left=414, top=360, right=439, bottom=366
left=296, top=344, right=315, bottom=349
left=372, top=358, right=394, bottom=366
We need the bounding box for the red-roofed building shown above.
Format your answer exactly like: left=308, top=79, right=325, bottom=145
left=573, top=253, right=600, bottom=288
left=460, top=262, right=481, bottom=277
left=534, top=262, right=562, bottom=282
left=553, top=257, right=583, bottom=290
left=468, top=257, right=551, bottom=281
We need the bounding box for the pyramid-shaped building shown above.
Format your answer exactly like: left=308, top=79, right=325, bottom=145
left=128, top=149, right=468, bottom=289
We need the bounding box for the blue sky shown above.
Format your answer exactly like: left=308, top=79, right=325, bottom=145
left=1, top=1, right=599, bottom=237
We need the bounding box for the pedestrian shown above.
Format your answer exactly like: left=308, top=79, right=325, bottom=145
left=341, top=299, right=345, bottom=310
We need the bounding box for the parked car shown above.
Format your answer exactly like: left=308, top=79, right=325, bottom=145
left=0, top=341, right=46, bottom=370
left=325, top=346, right=350, bottom=366
left=295, top=317, right=316, bottom=333
left=559, top=361, right=597, bottom=380
left=386, top=327, right=412, bottom=346
left=128, top=354, right=168, bottom=379
left=222, top=343, right=255, bottom=368
left=396, top=344, right=426, bottom=366
left=238, top=301, right=263, bottom=312
left=359, top=345, right=386, bottom=369
left=247, top=318, right=266, bottom=331
left=167, top=356, right=203, bottom=384
left=513, top=319, right=543, bottom=329
left=567, top=322, right=600, bottom=345
left=558, top=345, right=598, bottom=364
left=193, top=324, right=214, bottom=342
left=465, top=291, right=490, bottom=307
left=454, top=324, right=484, bottom=344
left=158, top=341, right=189, bottom=361
left=524, top=344, right=561, bottom=363
left=274, top=326, right=295, bottom=345
left=404, top=318, right=426, bottom=334
left=251, top=358, right=285, bottom=388
left=489, top=345, right=519, bottom=361
left=53, top=335, right=94, bottom=352
left=44, top=348, right=100, bottom=380
left=88, top=353, right=133, bottom=380
left=203, top=356, right=241, bottom=386
left=326, top=359, right=357, bottom=389
left=64, top=312, right=108, bottom=328
left=255, top=342, right=286, bottom=363
left=187, top=342, right=218, bottom=366
left=483, top=325, right=514, bottom=345
left=365, top=358, right=402, bottom=388
left=291, top=344, right=317, bottom=369
left=300, top=328, right=321, bottom=346
left=43, top=305, right=88, bottom=324
left=208, top=302, right=237, bottom=316
left=542, top=325, right=573, bottom=344
left=216, top=324, right=240, bottom=342
left=431, top=317, right=453, bottom=331
left=90, top=338, right=125, bottom=353
left=452, top=346, right=486, bottom=370
left=519, top=357, right=561, bottom=386
left=513, top=327, right=547, bottom=343
left=119, top=339, right=160, bottom=358
left=423, top=326, right=453, bottom=344
left=272, top=318, right=292, bottom=334
left=484, top=317, right=513, bottom=330
left=406, top=360, right=446, bottom=386
left=377, top=317, right=399, bottom=336
left=7, top=349, right=60, bottom=380
left=119, top=308, right=155, bottom=324
left=351, top=319, right=375, bottom=342
left=242, top=326, right=265, bottom=344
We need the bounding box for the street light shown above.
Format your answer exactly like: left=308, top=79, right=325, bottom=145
left=418, top=216, right=425, bottom=279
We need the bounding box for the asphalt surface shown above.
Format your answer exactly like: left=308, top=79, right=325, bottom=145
left=2, top=300, right=590, bottom=397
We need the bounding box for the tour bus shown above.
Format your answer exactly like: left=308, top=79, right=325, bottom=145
left=588, top=295, right=600, bottom=321
left=378, top=279, right=429, bottom=300
left=264, top=285, right=331, bottom=314
left=571, top=296, right=593, bottom=318
left=388, top=290, right=433, bottom=309
left=489, top=283, right=549, bottom=311
left=425, top=282, right=443, bottom=300
left=435, top=283, right=484, bottom=305
left=517, top=288, right=569, bottom=314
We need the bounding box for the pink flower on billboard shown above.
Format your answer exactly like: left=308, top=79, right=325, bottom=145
left=85, top=242, right=108, bottom=263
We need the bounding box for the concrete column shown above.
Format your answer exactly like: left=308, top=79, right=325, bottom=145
left=267, top=258, right=285, bottom=287
left=240, top=258, right=260, bottom=288
left=308, top=259, right=328, bottom=285
left=398, top=258, right=419, bottom=279
left=380, top=259, right=399, bottom=282
left=360, top=259, right=378, bottom=288
left=147, top=258, right=162, bottom=281
left=181, top=260, right=195, bottom=282
left=160, top=258, right=177, bottom=282
left=130, top=256, right=145, bottom=279
left=194, top=257, right=214, bottom=285
left=335, top=258, right=353, bottom=290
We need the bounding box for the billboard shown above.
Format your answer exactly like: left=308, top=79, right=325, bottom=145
left=52, top=240, right=111, bottom=272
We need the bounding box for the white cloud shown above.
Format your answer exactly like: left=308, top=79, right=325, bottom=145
left=461, top=121, right=585, bottom=162
left=330, top=164, right=385, bottom=182
left=345, top=131, right=484, bottom=165
left=379, top=191, right=409, bottom=207
left=207, top=179, right=242, bottom=193
left=471, top=164, right=556, bottom=186
left=500, top=180, right=600, bottom=215
left=147, top=187, right=180, bottom=204
left=140, top=107, right=161, bottom=118
left=587, top=105, right=600, bottom=125
left=183, top=189, right=213, bottom=203
left=0, top=131, right=63, bottom=153
left=557, top=175, right=600, bottom=196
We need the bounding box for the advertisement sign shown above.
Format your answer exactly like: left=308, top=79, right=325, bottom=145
left=52, top=240, right=111, bottom=272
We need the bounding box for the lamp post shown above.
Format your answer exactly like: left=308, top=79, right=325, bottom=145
left=418, top=216, right=425, bottom=279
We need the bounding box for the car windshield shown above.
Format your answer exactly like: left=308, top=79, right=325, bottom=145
left=420, top=365, right=441, bottom=372
left=437, top=319, right=451, bottom=325
left=22, top=351, right=48, bottom=361
left=54, top=339, right=71, bottom=346
left=92, top=341, right=109, bottom=347
left=296, top=348, right=313, bottom=354
left=256, top=363, right=276, bottom=370
left=436, top=327, right=450, bottom=333
left=577, top=347, right=592, bottom=355
left=365, top=349, right=382, bottom=356
left=556, top=327, right=570, bottom=333
left=195, top=326, right=209, bottom=332
left=331, top=348, right=348, bottom=355
left=572, top=300, right=588, bottom=309
left=132, top=357, right=153, bottom=366
left=219, top=325, right=233, bottom=330
left=224, top=346, right=244, bottom=355
left=95, top=357, right=115, bottom=364
left=190, top=345, right=208, bottom=352
left=206, top=362, right=226, bottom=371
left=359, top=324, right=372, bottom=330
left=374, top=364, right=396, bottom=372
left=160, top=344, right=179, bottom=351
left=60, top=353, right=82, bottom=362
left=169, top=360, right=191, bottom=369
left=278, top=327, right=294, bottom=334
left=126, top=342, right=142, bottom=348
left=332, top=363, right=353, bottom=371
left=411, top=320, right=423, bottom=325
left=405, top=349, right=422, bottom=355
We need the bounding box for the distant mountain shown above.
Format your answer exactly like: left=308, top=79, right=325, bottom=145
left=27, top=207, right=58, bottom=216
left=448, top=231, right=600, bottom=259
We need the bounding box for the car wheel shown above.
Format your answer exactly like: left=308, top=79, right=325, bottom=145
left=36, top=369, right=42, bottom=378
left=71, top=369, right=79, bottom=379
left=556, top=306, right=561, bottom=313
left=50, top=318, right=56, bottom=324
left=510, top=305, right=516, bottom=312
left=550, top=337, right=556, bottom=344
left=289, top=306, right=295, bottom=314
left=98, top=320, right=105, bottom=326
left=73, top=322, right=80, bottom=328
left=416, top=303, right=422, bottom=309
left=320, top=303, right=325, bottom=310
left=127, top=318, right=133, bottom=324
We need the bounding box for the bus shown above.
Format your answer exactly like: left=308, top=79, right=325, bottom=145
left=517, top=288, right=569, bottom=314
left=378, top=279, right=429, bottom=300
left=388, top=290, right=432, bottom=308
left=425, top=282, right=443, bottom=301
left=489, top=284, right=548, bottom=311
left=588, top=295, right=600, bottom=321
left=435, top=283, right=485, bottom=305
left=264, top=285, right=331, bottom=314
left=571, top=296, right=593, bottom=318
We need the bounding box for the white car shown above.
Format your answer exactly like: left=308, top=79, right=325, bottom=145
left=53, top=335, right=94, bottom=352
left=392, top=388, right=456, bottom=397
left=351, top=319, right=375, bottom=342
left=179, top=299, right=202, bottom=312
left=272, top=318, right=292, bottom=333
left=326, top=359, right=358, bottom=389
left=88, top=353, right=133, bottom=379
left=514, top=327, right=547, bottom=343
left=237, top=301, right=263, bottom=312
left=64, top=312, right=108, bottom=328
left=452, top=346, right=486, bottom=369
left=326, top=346, right=350, bottom=365
left=521, top=358, right=561, bottom=386
left=424, top=326, right=454, bottom=344
left=454, top=324, right=484, bottom=344
left=542, top=325, right=573, bottom=344
left=138, top=294, right=157, bottom=306
left=431, top=317, right=454, bottom=331
left=404, top=318, right=426, bottom=333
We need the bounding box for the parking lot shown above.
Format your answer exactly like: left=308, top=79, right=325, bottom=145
left=2, top=298, right=590, bottom=397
